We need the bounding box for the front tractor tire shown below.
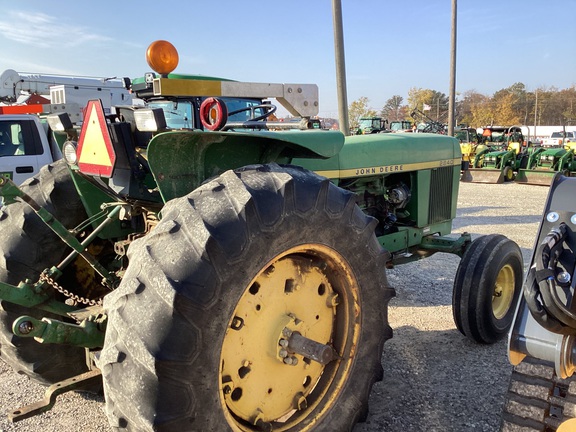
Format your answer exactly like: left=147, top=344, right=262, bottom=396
left=503, top=166, right=515, bottom=182
left=0, top=161, right=90, bottom=385
left=452, top=234, right=523, bottom=344
left=100, top=164, right=394, bottom=431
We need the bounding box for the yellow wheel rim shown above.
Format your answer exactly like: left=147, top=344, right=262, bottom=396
left=219, top=244, right=360, bottom=431
left=558, top=418, right=576, bottom=432
left=492, top=263, right=515, bottom=320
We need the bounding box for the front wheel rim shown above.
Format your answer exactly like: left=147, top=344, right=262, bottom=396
left=219, top=244, right=360, bottom=431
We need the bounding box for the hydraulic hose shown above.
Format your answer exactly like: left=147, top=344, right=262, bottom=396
left=524, top=223, right=576, bottom=335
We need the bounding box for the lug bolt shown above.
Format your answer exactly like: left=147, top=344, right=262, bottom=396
left=326, top=293, right=340, bottom=307
left=293, top=392, right=308, bottom=410
left=283, top=356, right=298, bottom=366
left=252, top=410, right=272, bottom=432
left=255, top=419, right=272, bottom=432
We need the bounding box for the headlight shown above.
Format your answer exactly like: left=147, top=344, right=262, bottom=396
left=62, top=141, right=78, bottom=165
left=134, top=108, right=167, bottom=132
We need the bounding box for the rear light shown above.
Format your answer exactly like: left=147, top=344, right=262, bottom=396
left=62, top=141, right=78, bottom=165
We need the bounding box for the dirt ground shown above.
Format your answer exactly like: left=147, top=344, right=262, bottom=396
left=0, top=180, right=551, bottom=432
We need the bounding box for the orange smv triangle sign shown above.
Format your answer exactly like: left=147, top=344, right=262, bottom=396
left=77, top=100, right=116, bottom=178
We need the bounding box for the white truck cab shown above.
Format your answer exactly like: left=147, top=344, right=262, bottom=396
left=0, top=114, right=60, bottom=185
left=0, top=69, right=133, bottom=185
left=542, top=130, right=576, bottom=147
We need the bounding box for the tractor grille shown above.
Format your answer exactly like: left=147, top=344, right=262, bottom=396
left=428, top=167, right=453, bottom=223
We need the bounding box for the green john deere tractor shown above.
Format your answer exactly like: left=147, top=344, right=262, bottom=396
left=356, top=116, right=388, bottom=134
left=0, top=41, right=523, bottom=431
left=462, top=126, right=530, bottom=184
left=454, top=126, right=482, bottom=177
left=515, top=141, right=576, bottom=185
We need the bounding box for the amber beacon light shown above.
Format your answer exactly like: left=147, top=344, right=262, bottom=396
left=146, top=40, right=179, bottom=75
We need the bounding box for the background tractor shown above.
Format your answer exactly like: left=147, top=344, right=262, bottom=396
left=356, top=116, right=388, bottom=134
left=462, top=126, right=531, bottom=184
left=501, top=173, right=576, bottom=431
left=515, top=141, right=576, bottom=185
left=389, top=120, right=413, bottom=132
left=454, top=126, right=482, bottom=177
left=0, top=41, right=523, bottom=431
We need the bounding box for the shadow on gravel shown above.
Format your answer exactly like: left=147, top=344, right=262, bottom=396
left=386, top=254, right=459, bottom=308
left=454, top=210, right=542, bottom=229
left=456, top=205, right=509, bottom=215
left=353, top=325, right=512, bottom=432
left=385, top=242, right=533, bottom=308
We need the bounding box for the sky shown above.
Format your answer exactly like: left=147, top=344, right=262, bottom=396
left=0, top=0, right=575, bottom=118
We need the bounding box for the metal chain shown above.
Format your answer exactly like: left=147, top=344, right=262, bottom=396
left=39, top=273, right=102, bottom=306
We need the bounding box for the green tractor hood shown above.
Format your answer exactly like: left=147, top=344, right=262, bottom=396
left=295, top=132, right=461, bottom=180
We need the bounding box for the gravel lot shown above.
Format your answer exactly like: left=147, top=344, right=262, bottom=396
left=0, top=180, right=551, bottom=432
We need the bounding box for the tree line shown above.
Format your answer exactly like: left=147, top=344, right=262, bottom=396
left=348, top=83, right=576, bottom=131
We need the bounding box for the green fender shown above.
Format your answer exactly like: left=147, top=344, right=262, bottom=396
left=146, top=129, right=345, bottom=202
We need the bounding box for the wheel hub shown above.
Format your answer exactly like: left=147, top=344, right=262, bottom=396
left=492, top=263, right=515, bottom=320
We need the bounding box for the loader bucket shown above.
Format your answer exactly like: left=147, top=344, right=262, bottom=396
left=515, top=169, right=557, bottom=186
left=462, top=168, right=505, bottom=184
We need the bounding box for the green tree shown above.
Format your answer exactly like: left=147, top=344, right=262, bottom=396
left=407, top=88, right=448, bottom=122
left=380, top=95, right=404, bottom=122
left=348, top=97, right=377, bottom=131
left=560, top=86, right=576, bottom=126
left=493, top=92, right=522, bottom=125
left=492, top=83, right=526, bottom=125
left=459, top=90, right=485, bottom=125
left=534, top=87, right=555, bottom=125
left=468, top=93, right=493, bottom=126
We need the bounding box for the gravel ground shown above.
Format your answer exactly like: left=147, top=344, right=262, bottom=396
left=0, top=180, right=551, bottom=432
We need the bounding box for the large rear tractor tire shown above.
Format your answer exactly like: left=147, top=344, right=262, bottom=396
left=500, top=357, right=576, bottom=431
left=100, top=164, right=394, bottom=431
left=453, top=234, right=523, bottom=344
left=0, top=160, right=90, bottom=385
